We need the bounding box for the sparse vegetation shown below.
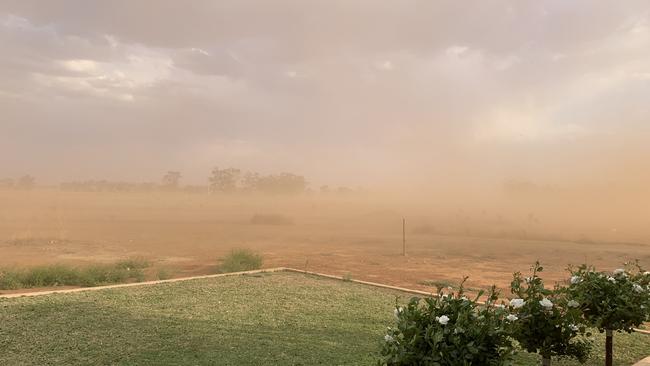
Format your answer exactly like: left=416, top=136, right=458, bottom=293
left=0, top=258, right=150, bottom=290
left=216, top=249, right=263, bottom=273
left=418, top=279, right=457, bottom=292
left=156, top=267, right=173, bottom=280
left=342, top=272, right=353, bottom=281
left=115, top=257, right=150, bottom=271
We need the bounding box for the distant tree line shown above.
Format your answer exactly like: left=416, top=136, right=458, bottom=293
left=58, top=168, right=311, bottom=195
left=0, top=175, right=35, bottom=190
left=55, top=167, right=359, bottom=195
left=208, top=167, right=307, bottom=195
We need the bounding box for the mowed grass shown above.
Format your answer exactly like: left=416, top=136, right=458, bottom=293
left=0, top=272, right=648, bottom=366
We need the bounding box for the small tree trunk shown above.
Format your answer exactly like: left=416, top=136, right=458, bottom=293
left=402, top=217, right=406, bottom=256
left=542, top=356, right=551, bottom=366
left=605, top=329, right=613, bottom=366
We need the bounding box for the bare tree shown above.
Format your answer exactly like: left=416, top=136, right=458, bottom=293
left=161, top=171, right=182, bottom=190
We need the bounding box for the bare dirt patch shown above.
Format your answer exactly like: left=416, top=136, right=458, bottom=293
left=1, top=190, right=648, bottom=294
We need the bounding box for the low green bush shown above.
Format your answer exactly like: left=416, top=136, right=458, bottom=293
left=0, top=258, right=151, bottom=290
left=217, top=249, right=263, bottom=273
left=156, top=267, right=173, bottom=280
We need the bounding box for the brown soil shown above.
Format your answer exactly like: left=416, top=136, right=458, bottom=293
left=1, top=190, right=648, bottom=294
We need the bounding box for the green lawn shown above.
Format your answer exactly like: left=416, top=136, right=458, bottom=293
left=0, top=272, right=648, bottom=365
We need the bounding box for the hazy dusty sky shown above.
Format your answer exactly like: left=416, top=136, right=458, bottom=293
left=1, top=1, right=649, bottom=187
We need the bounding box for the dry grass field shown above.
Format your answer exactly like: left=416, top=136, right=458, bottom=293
left=1, top=188, right=649, bottom=294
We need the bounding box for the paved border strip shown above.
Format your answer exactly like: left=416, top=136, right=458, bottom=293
left=634, top=356, right=650, bottom=366
left=1, top=266, right=649, bottom=337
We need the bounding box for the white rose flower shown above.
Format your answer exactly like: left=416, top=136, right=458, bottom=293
left=510, top=298, right=525, bottom=309
left=394, top=307, right=403, bottom=319
left=506, top=314, right=518, bottom=322
left=539, top=298, right=553, bottom=309
left=570, top=276, right=581, bottom=284
left=613, top=268, right=625, bottom=275
left=569, top=324, right=579, bottom=331
left=607, top=276, right=616, bottom=283
left=438, top=315, right=450, bottom=325
left=567, top=300, right=580, bottom=308
left=633, top=284, right=644, bottom=293
left=643, top=271, right=650, bottom=276
left=384, top=334, right=394, bottom=343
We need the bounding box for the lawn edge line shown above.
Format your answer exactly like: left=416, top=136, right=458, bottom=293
left=283, top=268, right=434, bottom=297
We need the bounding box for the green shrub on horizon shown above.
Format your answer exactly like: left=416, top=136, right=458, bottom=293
left=217, top=249, right=263, bottom=273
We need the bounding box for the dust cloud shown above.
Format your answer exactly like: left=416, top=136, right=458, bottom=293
left=1, top=1, right=649, bottom=289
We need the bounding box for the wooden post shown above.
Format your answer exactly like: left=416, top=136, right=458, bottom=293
left=402, top=217, right=406, bottom=256
left=606, top=329, right=613, bottom=366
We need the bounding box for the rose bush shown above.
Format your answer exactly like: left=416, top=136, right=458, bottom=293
left=508, top=262, right=591, bottom=365
left=378, top=261, right=650, bottom=365
left=566, top=262, right=650, bottom=331
left=565, top=262, right=650, bottom=365
left=379, top=278, right=514, bottom=366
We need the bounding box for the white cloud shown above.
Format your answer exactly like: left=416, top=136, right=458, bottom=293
left=191, top=47, right=210, bottom=56
left=376, top=60, right=393, bottom=70
left=473, top=105, right=590, bottom=143
left=445, top=45, right=469, bottom=57
left=60, top=59, right=98, bottom=73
